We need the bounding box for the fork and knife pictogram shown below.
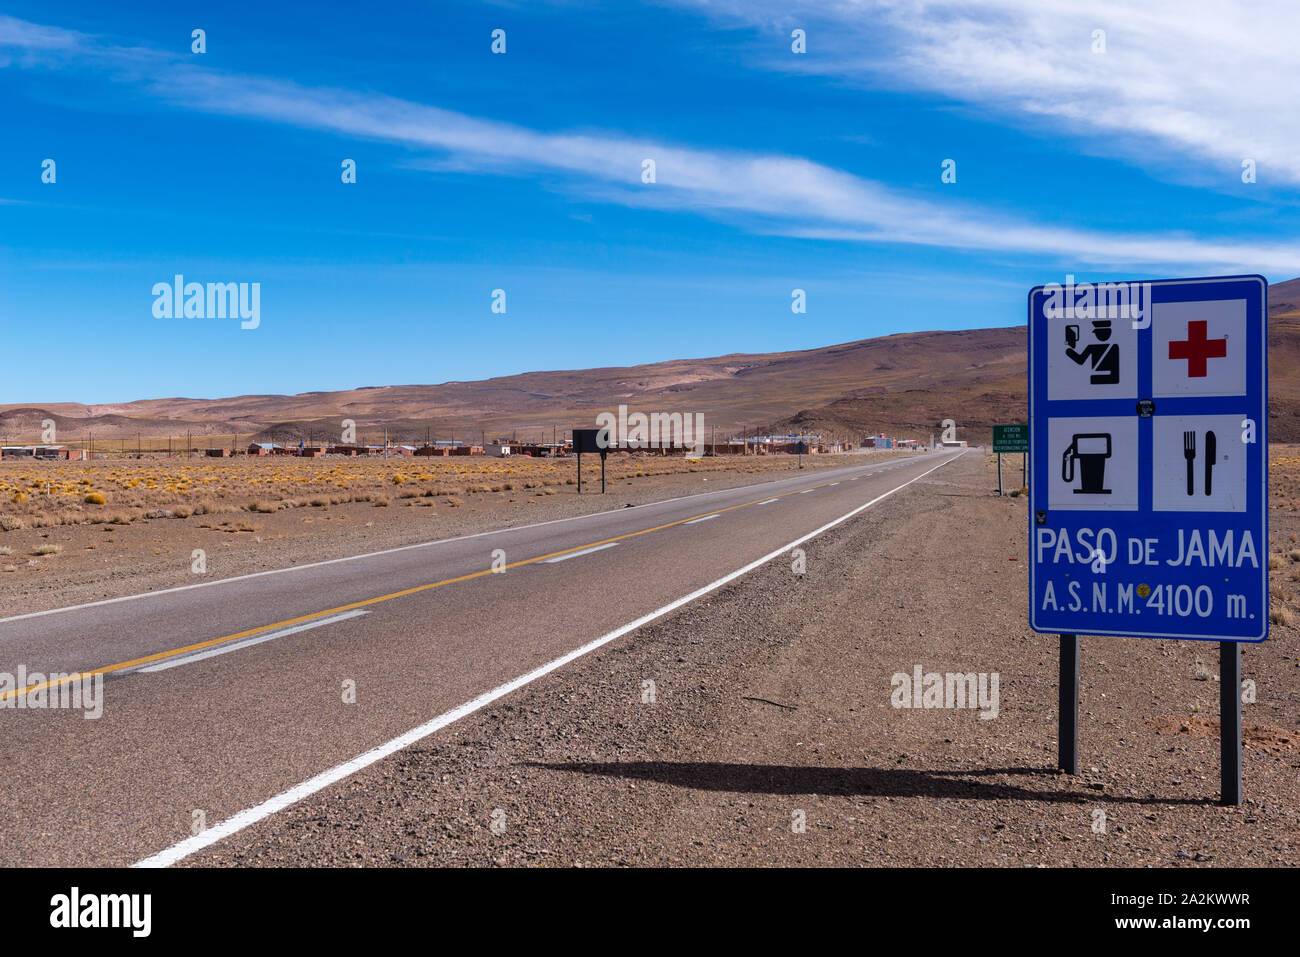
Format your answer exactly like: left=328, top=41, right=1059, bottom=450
left=1183, top=430, right=1216, bottom=495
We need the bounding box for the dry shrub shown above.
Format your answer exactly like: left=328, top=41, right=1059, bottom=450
left=0, top=515, right=26, bottom=531
left=444, top=496, right=464, bottom=507
left=32, top=543, right=61, bottom=556
left=219, top=520, right=259, bottom=533
left=372, top=496, right=391, bottom=507
left=89, top=511, right=130, bottom=525
left=84, top=492, right=107, bottom=505
left=30, top=512, right=82, bottom=528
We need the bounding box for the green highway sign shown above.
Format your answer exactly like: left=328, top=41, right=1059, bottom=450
left=992, top=424, right=1029, bottom=453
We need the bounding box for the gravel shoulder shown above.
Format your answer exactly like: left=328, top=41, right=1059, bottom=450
left=187, top=450, right=1299, bottom=867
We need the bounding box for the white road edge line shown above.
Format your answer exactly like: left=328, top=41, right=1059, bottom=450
left=540, top=542, right=618, bottom=563
left=134, top=449, right=963, bottom=869
left=683, top=514, right=719, bottom=524
left=0, top=452, right=951, bottom=625
left=137, top=610, right=370, bottom=674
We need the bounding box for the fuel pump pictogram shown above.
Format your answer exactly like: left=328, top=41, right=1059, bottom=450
left=1061, top=432, right=1112, bottom=494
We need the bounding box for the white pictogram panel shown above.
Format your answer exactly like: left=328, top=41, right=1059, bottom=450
left=1152, top=299, right=1246, bottom=398
left=1152, top=413, right=1247, bottom=512
left=1046, top=312, right=1137, bottom=401
left=1048, top=416, right=1139, bottom=510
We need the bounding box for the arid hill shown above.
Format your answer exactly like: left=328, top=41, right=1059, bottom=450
left=4, top=278, right=1297, bottom=447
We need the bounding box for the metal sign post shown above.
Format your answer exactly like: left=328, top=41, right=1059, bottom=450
left=573, top=429, right=607, bottom=495
left=1220, top=640, right=1242, bottom=804
left=993, top=424, right=1029, bottom=496
left=1029, top=275, right=1267, bottom=805
left=1059, top=634, right=1079, bottom=774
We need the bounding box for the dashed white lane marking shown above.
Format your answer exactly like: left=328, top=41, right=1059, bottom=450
left=134, top=450, right=964, bottom=868
left=756, top=498, right=779, bottom=504
left=138, top=610, right=370, bottom=673
left=798, top=489, right=815, bottom=494
left=683, top=514, right=720, bottom=524
left=541, top=542, right=619, bottom=563
left=828, top=482, right=840, bottom=486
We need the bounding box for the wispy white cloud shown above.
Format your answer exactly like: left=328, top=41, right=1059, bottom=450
left=668, top=0, right=1300, bottom=186
left=4, top=12, right=1299, bottom=273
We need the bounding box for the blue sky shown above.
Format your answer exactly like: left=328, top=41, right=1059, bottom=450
left=3, top=0, right=1298, bottom=404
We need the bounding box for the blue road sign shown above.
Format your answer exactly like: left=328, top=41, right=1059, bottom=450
left=1029, top=275, right=1268, bottom=642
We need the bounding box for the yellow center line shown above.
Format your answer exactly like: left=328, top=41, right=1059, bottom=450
left=1, top=465, right=882, bottom=700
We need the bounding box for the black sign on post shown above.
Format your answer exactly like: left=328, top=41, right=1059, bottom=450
left=572, top=429, right=608, bottom=494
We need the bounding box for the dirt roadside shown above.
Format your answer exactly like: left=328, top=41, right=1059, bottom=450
left=187, top=450, right=1299, bottom=867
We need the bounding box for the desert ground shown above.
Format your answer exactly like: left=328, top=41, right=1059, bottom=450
left=156, top=446, right=1298, bottom=867
left=0, top=448, right=903, bottom=615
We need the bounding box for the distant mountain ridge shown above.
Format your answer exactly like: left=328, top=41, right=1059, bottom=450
left=5, top=278, right=1299, bottom=446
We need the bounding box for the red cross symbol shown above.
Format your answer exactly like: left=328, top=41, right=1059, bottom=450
left=1168, top=320, right=1227, bottom=377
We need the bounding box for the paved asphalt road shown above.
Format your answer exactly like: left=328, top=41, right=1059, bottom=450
left=0, top=449, right=963, bottom=866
